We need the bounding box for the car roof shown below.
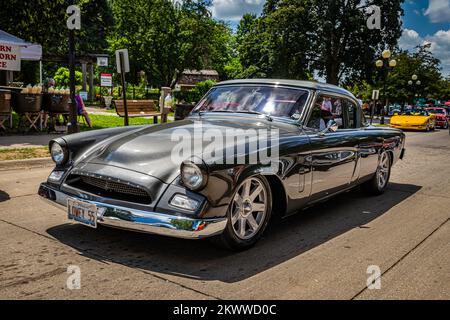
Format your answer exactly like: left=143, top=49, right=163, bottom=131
left=216, top=79, right=357, bottom=99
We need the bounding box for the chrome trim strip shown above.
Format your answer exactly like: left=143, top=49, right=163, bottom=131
left=38, top=183, right=227, bottom=239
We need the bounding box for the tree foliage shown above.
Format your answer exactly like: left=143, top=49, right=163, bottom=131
left=0, top=0, right=112, bottom=55
left=238, top=0, right=404, bottom=84
left=347, top=44, right=450, bottom=103
left=54, top=67, right=83, bottom=87
left=0, top=0, right=113, bottom=83
left=110, top=0, right=230, bottom=87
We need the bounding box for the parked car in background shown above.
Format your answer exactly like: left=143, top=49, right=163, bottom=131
left=388, top=108, right=402, bottom=116
left=390, top=109, right=436, bottom=131
left=39, top=80, right=406, bottom=251
left=426, top=107, right=449, bottom=129
left=387, top=104, right=402, bottom=116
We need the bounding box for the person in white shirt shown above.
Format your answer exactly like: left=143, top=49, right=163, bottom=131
left=321, top=97, right=332, bottom=113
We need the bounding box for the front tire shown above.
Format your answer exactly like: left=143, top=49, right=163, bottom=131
left=362, top=151, right=392, bottom=195
left=211, top=176, right=272, bottom=251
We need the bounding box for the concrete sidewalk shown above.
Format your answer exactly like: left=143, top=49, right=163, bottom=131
left=0, top=134, right=62, bottom=150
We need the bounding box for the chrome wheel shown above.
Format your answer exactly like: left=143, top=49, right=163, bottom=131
left=377, top=152, right=390, bottom=189
left=230, top=177, right=268, bottom=240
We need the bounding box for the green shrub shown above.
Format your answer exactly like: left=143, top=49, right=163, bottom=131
left=53, top=67, right=82, bottom=87
left=173, top=80, right=216, bottom=104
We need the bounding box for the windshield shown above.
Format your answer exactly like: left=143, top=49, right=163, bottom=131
left=193, top=86, right=309, bottom=120
left=401, top=109, right=429, bottom=116
left=427, top=108, right=445, bottom=114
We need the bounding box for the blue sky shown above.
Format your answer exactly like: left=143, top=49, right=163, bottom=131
left=211, top=0, right=450, bottom=76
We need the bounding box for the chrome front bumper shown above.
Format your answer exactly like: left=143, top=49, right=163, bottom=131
left=38, top=183, right=227, bottom=239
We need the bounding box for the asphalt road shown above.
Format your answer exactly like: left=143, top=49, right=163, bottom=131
left=0, top=129, right=449, bottom=300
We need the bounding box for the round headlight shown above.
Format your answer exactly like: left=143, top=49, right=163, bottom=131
left=181, top=162, right=206, bottom=190
left=50, top=142, right=68, bottom=165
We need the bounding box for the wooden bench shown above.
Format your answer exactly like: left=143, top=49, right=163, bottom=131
left=114, top=99, right=161, bottom=124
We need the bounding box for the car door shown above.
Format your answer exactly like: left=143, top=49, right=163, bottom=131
left=303, top=93, right=360, bottom=201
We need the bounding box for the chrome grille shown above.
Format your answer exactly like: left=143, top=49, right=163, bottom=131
left=65, top=174, right=151, bottom=204
left=80, top=176, right=148, bottom=197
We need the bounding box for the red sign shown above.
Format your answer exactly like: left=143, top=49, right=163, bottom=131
left=0, top=44, right=21, bottom=71
left=100, top=73, right=113, bottom=87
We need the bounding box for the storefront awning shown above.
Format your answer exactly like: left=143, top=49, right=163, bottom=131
left=0, top=30, right=42, bottom=61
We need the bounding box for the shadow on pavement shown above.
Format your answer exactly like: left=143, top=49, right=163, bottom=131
left=47, top=182, right=421, bottom=283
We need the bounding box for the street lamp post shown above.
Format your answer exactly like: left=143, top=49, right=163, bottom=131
left=376, top=50, right=397, bottom=125
left=408, top=74, right=421, bottom=106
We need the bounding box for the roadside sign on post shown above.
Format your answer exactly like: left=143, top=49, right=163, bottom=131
left=372, top=90, right=380, bottom=100
left=116, top=49, right=129, bottom=126
left=97, top=56, right=108, bottom=67
left=100, top=73, right=113, bottom=87
left=115, top=49, right=130, bottom=74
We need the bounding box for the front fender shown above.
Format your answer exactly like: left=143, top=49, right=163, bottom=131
left=51, top=125, right=147, bottom=168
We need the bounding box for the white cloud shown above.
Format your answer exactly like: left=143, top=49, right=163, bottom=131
left=211, top=0, right=265, bottom=21
left=399, top=28, right=422, bottom=51
left=399, top=28, right=450, bottom=76
left=424, top=0, right=450, bottom=23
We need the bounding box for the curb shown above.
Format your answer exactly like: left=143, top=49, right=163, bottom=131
left=0, top=157, right=54, bottom=171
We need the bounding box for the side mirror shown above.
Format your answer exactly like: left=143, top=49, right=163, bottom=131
left=320, top=120, right=338, bottom=135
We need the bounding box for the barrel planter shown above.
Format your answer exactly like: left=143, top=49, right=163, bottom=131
left=43, top=93, right=70, bottom=113
left=11, top=92, right=42, bottom=113
left=0, top=90, right=11, bottom=113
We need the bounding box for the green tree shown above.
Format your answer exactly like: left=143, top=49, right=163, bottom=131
left=386, top=45, right=442, bottom=102
left=238, top=0, right=404, bottom=84
left=347, top=44, right=445, bottom=104
left=238, top=0, right=314, bottom=79
left=0, top=0, right=113, bottom=83
left=110, top=0, right=222, bottom=87
left=312, top=0, right=404, bottom=84
left=0, top=0, right=112, bottom=54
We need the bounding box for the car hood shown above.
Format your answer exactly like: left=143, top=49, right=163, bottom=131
left=391, top=115, right=430, bottom=124
left=78, top=114, right=299, bottom=183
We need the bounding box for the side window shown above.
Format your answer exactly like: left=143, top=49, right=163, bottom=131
left=307, top=94, right=344, bottom=131
left=306, top=95, right=328, bottom=131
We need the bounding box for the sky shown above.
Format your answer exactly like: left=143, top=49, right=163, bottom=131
left=210, top=0, right=450, bottom=76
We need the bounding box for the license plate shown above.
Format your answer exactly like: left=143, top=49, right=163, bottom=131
left=67, top=198, right=97, bottom=228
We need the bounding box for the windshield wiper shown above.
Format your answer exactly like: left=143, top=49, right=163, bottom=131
left=197, top=110, right=273, bottom=121
left=234, top=110, right=273, bottom=122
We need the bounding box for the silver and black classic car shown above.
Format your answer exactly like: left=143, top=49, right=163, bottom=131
left=39, top=79, right=406, bottom=250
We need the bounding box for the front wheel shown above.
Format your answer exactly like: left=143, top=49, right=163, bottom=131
left=211, top=176, right=272, bottom=251
left=362, top=151, right=391, bottom=195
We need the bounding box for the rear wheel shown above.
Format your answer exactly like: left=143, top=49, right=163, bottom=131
left=362, top=151, right=391, bottom=195
left=211, top=176, right=272, bottom=251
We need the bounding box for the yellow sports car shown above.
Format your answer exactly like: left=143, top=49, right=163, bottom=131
left=390, top=109, right=436, bottom=131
